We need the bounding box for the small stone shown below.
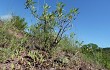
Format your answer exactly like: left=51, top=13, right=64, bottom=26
left=49, top=68, right=55, bottom=70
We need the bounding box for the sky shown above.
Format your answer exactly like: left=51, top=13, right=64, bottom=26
left=0, top=0, right=110, bottom=48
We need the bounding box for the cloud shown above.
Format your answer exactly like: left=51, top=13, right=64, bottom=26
left=0, top=14, right=12, bottom=20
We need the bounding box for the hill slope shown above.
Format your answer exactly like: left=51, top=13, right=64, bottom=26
left=0, top=20, right=108, bottom=70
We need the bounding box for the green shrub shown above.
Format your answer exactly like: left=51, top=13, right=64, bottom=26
left=25, top=0, right=78, bottom=51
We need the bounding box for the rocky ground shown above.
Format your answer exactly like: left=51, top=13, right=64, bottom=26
left=0, top=49, right=107, bottom=70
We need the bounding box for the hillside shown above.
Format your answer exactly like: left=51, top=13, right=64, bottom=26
left=0, top=1, right=110, bottom=70
left=0, top=20, right=108, bottom=70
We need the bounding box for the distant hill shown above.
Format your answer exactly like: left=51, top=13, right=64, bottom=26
left=103, top=47, right=110, bottom=51
left=102, top=47, right=110, bottom=54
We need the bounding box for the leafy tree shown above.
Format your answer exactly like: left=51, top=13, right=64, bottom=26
left=25, top=0, right=78, bottom=50
left=82, top=43, right=98, bottom=52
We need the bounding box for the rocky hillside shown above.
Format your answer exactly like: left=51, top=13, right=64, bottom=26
left=0, top=20, right=108, bottom=70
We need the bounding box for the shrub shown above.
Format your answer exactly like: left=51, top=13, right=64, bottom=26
left=25, top=0, right=78, bottom=51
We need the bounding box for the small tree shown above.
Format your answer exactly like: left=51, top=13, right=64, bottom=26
left=25, top=0, right=78, bottom=50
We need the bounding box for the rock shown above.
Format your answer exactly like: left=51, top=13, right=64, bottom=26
left=49, top=68, right=56, bottom=70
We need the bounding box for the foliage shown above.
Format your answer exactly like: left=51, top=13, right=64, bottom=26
left=81, top=43, right=110, bottom=69
left=59, top=35, right=78, bottom=54
left=0, top=19, right=27, bottom=62
left=81, top=43, right=98, bottom=54
left=10, top=15, right=27, bottom=31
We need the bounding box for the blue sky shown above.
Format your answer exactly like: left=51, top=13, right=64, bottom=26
left=0, top=0, right=110, bottom=47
